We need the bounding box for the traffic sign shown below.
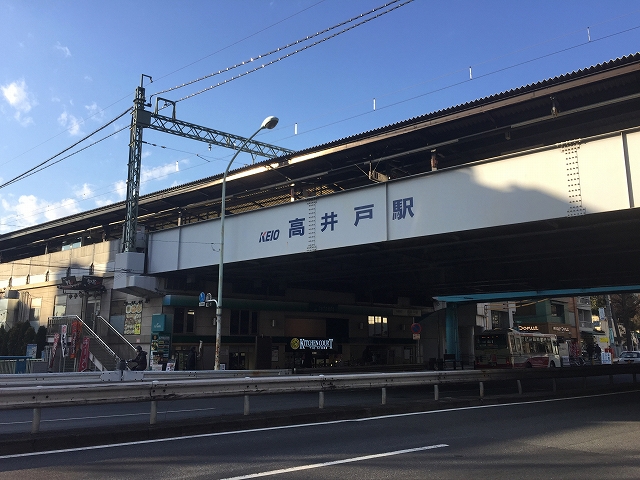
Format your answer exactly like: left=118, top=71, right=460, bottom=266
left=410, top=323, right=422, bottom=334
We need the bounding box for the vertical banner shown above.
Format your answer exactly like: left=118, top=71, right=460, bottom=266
left=49, top=333, right=60, bottom=370
left=78, top=337, right=91, bottom=372
left=70, top=321, right=78, bottom=359
left=60, top=324, right=68, bottom=358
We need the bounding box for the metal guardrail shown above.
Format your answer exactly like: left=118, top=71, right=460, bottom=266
left=1, top=365, right=638, bottom=434
left=0, top=368, right=292, bottom=387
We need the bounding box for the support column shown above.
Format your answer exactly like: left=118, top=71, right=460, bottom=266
left=446, top=303, right=460, bottom=360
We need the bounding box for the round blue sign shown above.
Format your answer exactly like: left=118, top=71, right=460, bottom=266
left=199, top=292, right=206, bottom=303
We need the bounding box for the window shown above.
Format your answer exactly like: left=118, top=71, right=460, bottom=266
left=550, top=303, right=564, bottom=317
left=173, top=307, right=184, bottom=334
left=186, top=309, right=195, bottom=333
left=229, top=352, right=246, bottom=369
left=54, top=295, right=67, bottom=317
left=230, top=310, right=258, bottom=335
left=491, top=310, right=509, bottom=329
left=368, top=316, right=388, bottom=336
left=61, top=237, right=82, bottom=250
left=29, top=298, right=42, bottom=327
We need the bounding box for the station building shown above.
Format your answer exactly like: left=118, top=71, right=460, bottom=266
left=2, top=54, right=640, bottom=370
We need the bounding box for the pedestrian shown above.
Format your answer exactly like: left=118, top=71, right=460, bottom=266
left=186, top=346, right=197, bottom=370
left=594, top=343, right=602, bottom=361
left=129, top=346, right=147, bottom=371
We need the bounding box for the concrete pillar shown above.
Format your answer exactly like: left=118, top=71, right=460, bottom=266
left=446, top=303, right=460, bottom=360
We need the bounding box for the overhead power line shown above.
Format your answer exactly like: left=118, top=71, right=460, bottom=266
left=0, top=108, right=132, bottom=191
left=151, top=0, right=414, bottom=106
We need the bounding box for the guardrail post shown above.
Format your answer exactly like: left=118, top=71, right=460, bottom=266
left=319, top=391, right=325, bottom=409
left=479, top=381, right=484, bottom=399
left=517, top=379, right=522, bottom=395
left=434, top=384, right=439, bottom=401
left=244, top=395, right=250, bottom=415
left=32, top=408, right=41, bottom=434
left=150, top=400, right=157, bottom=425
left=381, top=387, right=386, bottom=405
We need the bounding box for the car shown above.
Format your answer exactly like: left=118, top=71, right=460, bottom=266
left=613, top=351, right=640, bottom=364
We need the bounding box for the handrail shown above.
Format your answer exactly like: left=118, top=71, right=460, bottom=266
left=48, top=315, right=120, bottom=368
left=95, top=315, right=137, bottom=355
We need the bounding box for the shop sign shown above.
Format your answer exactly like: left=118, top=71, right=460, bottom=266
left=518, top=325, right=540, bottom=332
left=308, top=303, right=337, bottom=313
left=289, top=337, right=334, bottom=350
left=61, top=276, right=78, bottom=287
left=551, top=325, right=571, bottom=334
left=124, top=301, right=143, bottom=335
left=393, top=308, right=422, bottom=317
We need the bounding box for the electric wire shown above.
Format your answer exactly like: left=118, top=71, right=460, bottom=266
left=2, top=7, right=640, bottom=230
left=272, top=22, right=640, bottom=141
left=151, top=0, right=410, bottom=102
left=0, top=108, right=132, bottom=190
left=160, top=0, right=414, bottom=106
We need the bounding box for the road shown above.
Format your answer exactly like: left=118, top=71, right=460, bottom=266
left=1, top=389, right=638, bottom=479
left=0, top=373, right=635, bottom=436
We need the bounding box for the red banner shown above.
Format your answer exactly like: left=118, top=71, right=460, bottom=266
left=78, top=337, right=91, bottom=372
left=49, top=333, right=60, bottom=370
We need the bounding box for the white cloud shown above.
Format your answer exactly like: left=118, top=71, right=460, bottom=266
left=58, top=110, right=83, bottom=136
left=84, top=75, right=93, bottom=82
left=54, top=42, right=71, bottom=57
left=94, top=198, right=114, bottom=208
left=1, top=79, right=37, bottom=126
left=0, top=194, right=80, bottom=232
left=115, top=180, right=127, bottom=200
left=74, top=183, right=92, bottom=199
left=44, top=198, right=80, bottom=221
left=85, top=102, right=104, bottom=121
left=141, top=162, right=178, bottom=184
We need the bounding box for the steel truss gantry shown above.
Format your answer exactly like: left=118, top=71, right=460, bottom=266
left=123, top=76, right=294, bottom=252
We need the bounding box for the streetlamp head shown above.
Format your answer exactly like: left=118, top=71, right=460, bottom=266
left=261, top=116, right=279, bottom=130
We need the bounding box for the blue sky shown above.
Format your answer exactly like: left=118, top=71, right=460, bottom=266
left=1, top=0, right=640, bottom=234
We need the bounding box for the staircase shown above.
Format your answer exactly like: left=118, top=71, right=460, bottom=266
left=47, top=316, right=136, bottom=371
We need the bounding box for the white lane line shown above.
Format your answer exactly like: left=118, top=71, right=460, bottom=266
left=219, top=444, right=449, bottom=480
left=0, top=407, right=218, bottom=426
left=0, top=390, right=634, bottom=459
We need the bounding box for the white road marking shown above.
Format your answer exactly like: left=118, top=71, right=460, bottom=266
left=0, top=407, right=218, bottom=425
left=0, top=390, right=634, bottom=460
left=219, top=444, right=449, bottom=479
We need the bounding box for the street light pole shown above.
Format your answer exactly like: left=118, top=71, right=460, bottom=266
left=214, top=116, right=279, bottom=370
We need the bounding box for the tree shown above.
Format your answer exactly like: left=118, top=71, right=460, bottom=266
left=0, top=325, right=6, bottom=356
left=35, top=326, right=47, bottom=359
left=0, top=322, right=38, bottom=356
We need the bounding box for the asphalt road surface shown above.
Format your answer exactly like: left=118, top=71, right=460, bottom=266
left=0, top=374, right=634, bottom=436
left=1, top=389, right=638, bottom=479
